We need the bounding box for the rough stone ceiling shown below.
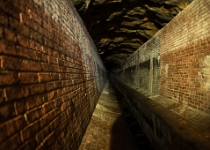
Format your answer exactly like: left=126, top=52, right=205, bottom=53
left=72, top=0, right=193, bottom=71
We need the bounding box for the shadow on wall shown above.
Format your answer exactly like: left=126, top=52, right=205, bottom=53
left=110, top=81, right=155, bottom=150
left=110, top=115, right=137, bottom=150
left=110, top=115, right=155, bottom=150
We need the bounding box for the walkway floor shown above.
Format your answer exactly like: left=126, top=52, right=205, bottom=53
left=78, top=81, right=154, bottom=150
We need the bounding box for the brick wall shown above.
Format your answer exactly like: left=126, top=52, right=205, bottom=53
left=114, top=0, right=210, bottom=113
left=111, top=2, right=210, bottom=148
left=160, top=0, right=210, bottom=112
left=119, top=33, right=160, bottom=95
left=0, top=0, right=106, bottom=150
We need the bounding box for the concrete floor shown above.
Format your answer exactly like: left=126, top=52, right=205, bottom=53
left=78, top=81, right=154, bottom=150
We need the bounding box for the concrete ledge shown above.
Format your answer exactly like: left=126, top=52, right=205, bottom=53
left=112, top=79, right=210, bottom=150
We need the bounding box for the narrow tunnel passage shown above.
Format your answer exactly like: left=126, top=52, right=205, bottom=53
left=0, top=0, right=210, bottom=150
left=78, top=80, right=154, bottom=150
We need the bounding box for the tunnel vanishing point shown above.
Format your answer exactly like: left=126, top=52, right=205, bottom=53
left=0, top=0, right=210, bottom=150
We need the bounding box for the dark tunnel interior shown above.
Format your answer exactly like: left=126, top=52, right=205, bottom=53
left=0, top=0, right=210, bottom=150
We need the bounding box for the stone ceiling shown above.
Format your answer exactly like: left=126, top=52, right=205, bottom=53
left=72, top=0, right=193, bottom=70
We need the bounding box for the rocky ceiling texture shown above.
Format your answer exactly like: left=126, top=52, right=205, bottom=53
left=72, top=0, right=193, bottom=70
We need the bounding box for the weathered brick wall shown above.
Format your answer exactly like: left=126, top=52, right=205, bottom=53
left=111, top=79, right=210, bottom=150
left=160, top=0, right=210, bottom=112
left=0, top=0, right=106, bottom=150
left=119, top=33, right=160, bottom=95
left=115, top=0, right=210, bottom=113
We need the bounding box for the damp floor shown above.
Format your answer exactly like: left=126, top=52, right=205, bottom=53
left=78, top=81, right=154, bottom=150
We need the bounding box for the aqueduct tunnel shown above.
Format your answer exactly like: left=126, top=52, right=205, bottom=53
left=0, top=0, right=210, bottom=150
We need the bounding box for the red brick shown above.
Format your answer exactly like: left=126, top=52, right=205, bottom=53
left=9, top=17, right=30, bottom=37
left=0, top=26, right=3, bottom=38
left=35, top=42, right=41, bottom=51
left=4, top=28, right=16, bottom=42
left=26, top=107, right=42, bottom=123
left=59, top=117, right=68, bottom=130
left=25, top=97, right=36, bottom=110
left=58, top=59, right=64, bottom=66
left=20, top=120, right=40, bottom=141
left=55, top=97, right=63, bottom=107
left=28, top=84, right=46, bottom=95
left=43, top=21, right=49, bottom=30
left=41, top=63, right=53, bottom=72
left=0, top=73, right=19, bottom=86
left=33, top=94, right=45, bottom=106
left=0, top=116, right=26, bottom=143
left=1, top=56, right=21, bottom=70
left=16, top=45, right=37, bottom=60
left=40, top=110, right=53, bottom=128
left=40, top=45, right=48, bottom=54
left=60, top=101, right=70, bottom=112
left=0, top=133, right=22, bottom=150
left=28, top=39, right=36, bottom=50
left=42, top=131, right=55, bottom=147
left=36, top=125, right=51, bottom=144
left=0, top=120, right=7, bottom=142
left=47, top=90, right=56, bottom=101
left=0, top=40, right=6, bottom=54
left=5, top=41, right=17, bottom=55
left=15, top=45, right=29, bottom=58
left=32, top=12, right=42, bottom=25
left=16, top=138, right=37, bottom=150
left=14, top=99, right=27, bottom=115
left=17, top=34, right=28, bottom=47
left=21, top=24, right=30, bottom=37
left=61, top=95, right=69, bottom=103
left=21, top=11, right=31, bottom=27
left=56, top=88, right=62, bottom=97
left=30, top=31, right=43, bottom=43
left=46, top=82, right=56, bottom=91
left=47, top=56, right=58, bottom=64
left=0, top=12, right=8, bottom=26
left=19, top=72, right=38, bottom=84
left=38, top=73, right=52, bottom=82
left=41, top=101, right=55, bottom=115
left=0, top=102, right=16, bottom=122
left=0, top=89, right=4, bottom=104
left=0, top=1, right=20, bottom=19
left=36, top=52, right=48, bottom=62
left=50, top=116, right=60, bottom=130
left=31, top=21, right=40, bottom=33
left=35, top=143, right=45, bottom=150
left=52, top=73, right=59, bottom=80
left=21, top=60, right=43, bottom=71
left=0, top=0, right=106, bottom=149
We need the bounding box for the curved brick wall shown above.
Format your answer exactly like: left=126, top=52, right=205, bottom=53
left=0, top=0, right=106, bottom=149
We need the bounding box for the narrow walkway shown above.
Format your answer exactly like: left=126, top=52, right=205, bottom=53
left=78, top=81, right=153, bottom=150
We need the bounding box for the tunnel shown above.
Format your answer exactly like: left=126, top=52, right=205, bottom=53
left=0, top=0, right=210, bottom=150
